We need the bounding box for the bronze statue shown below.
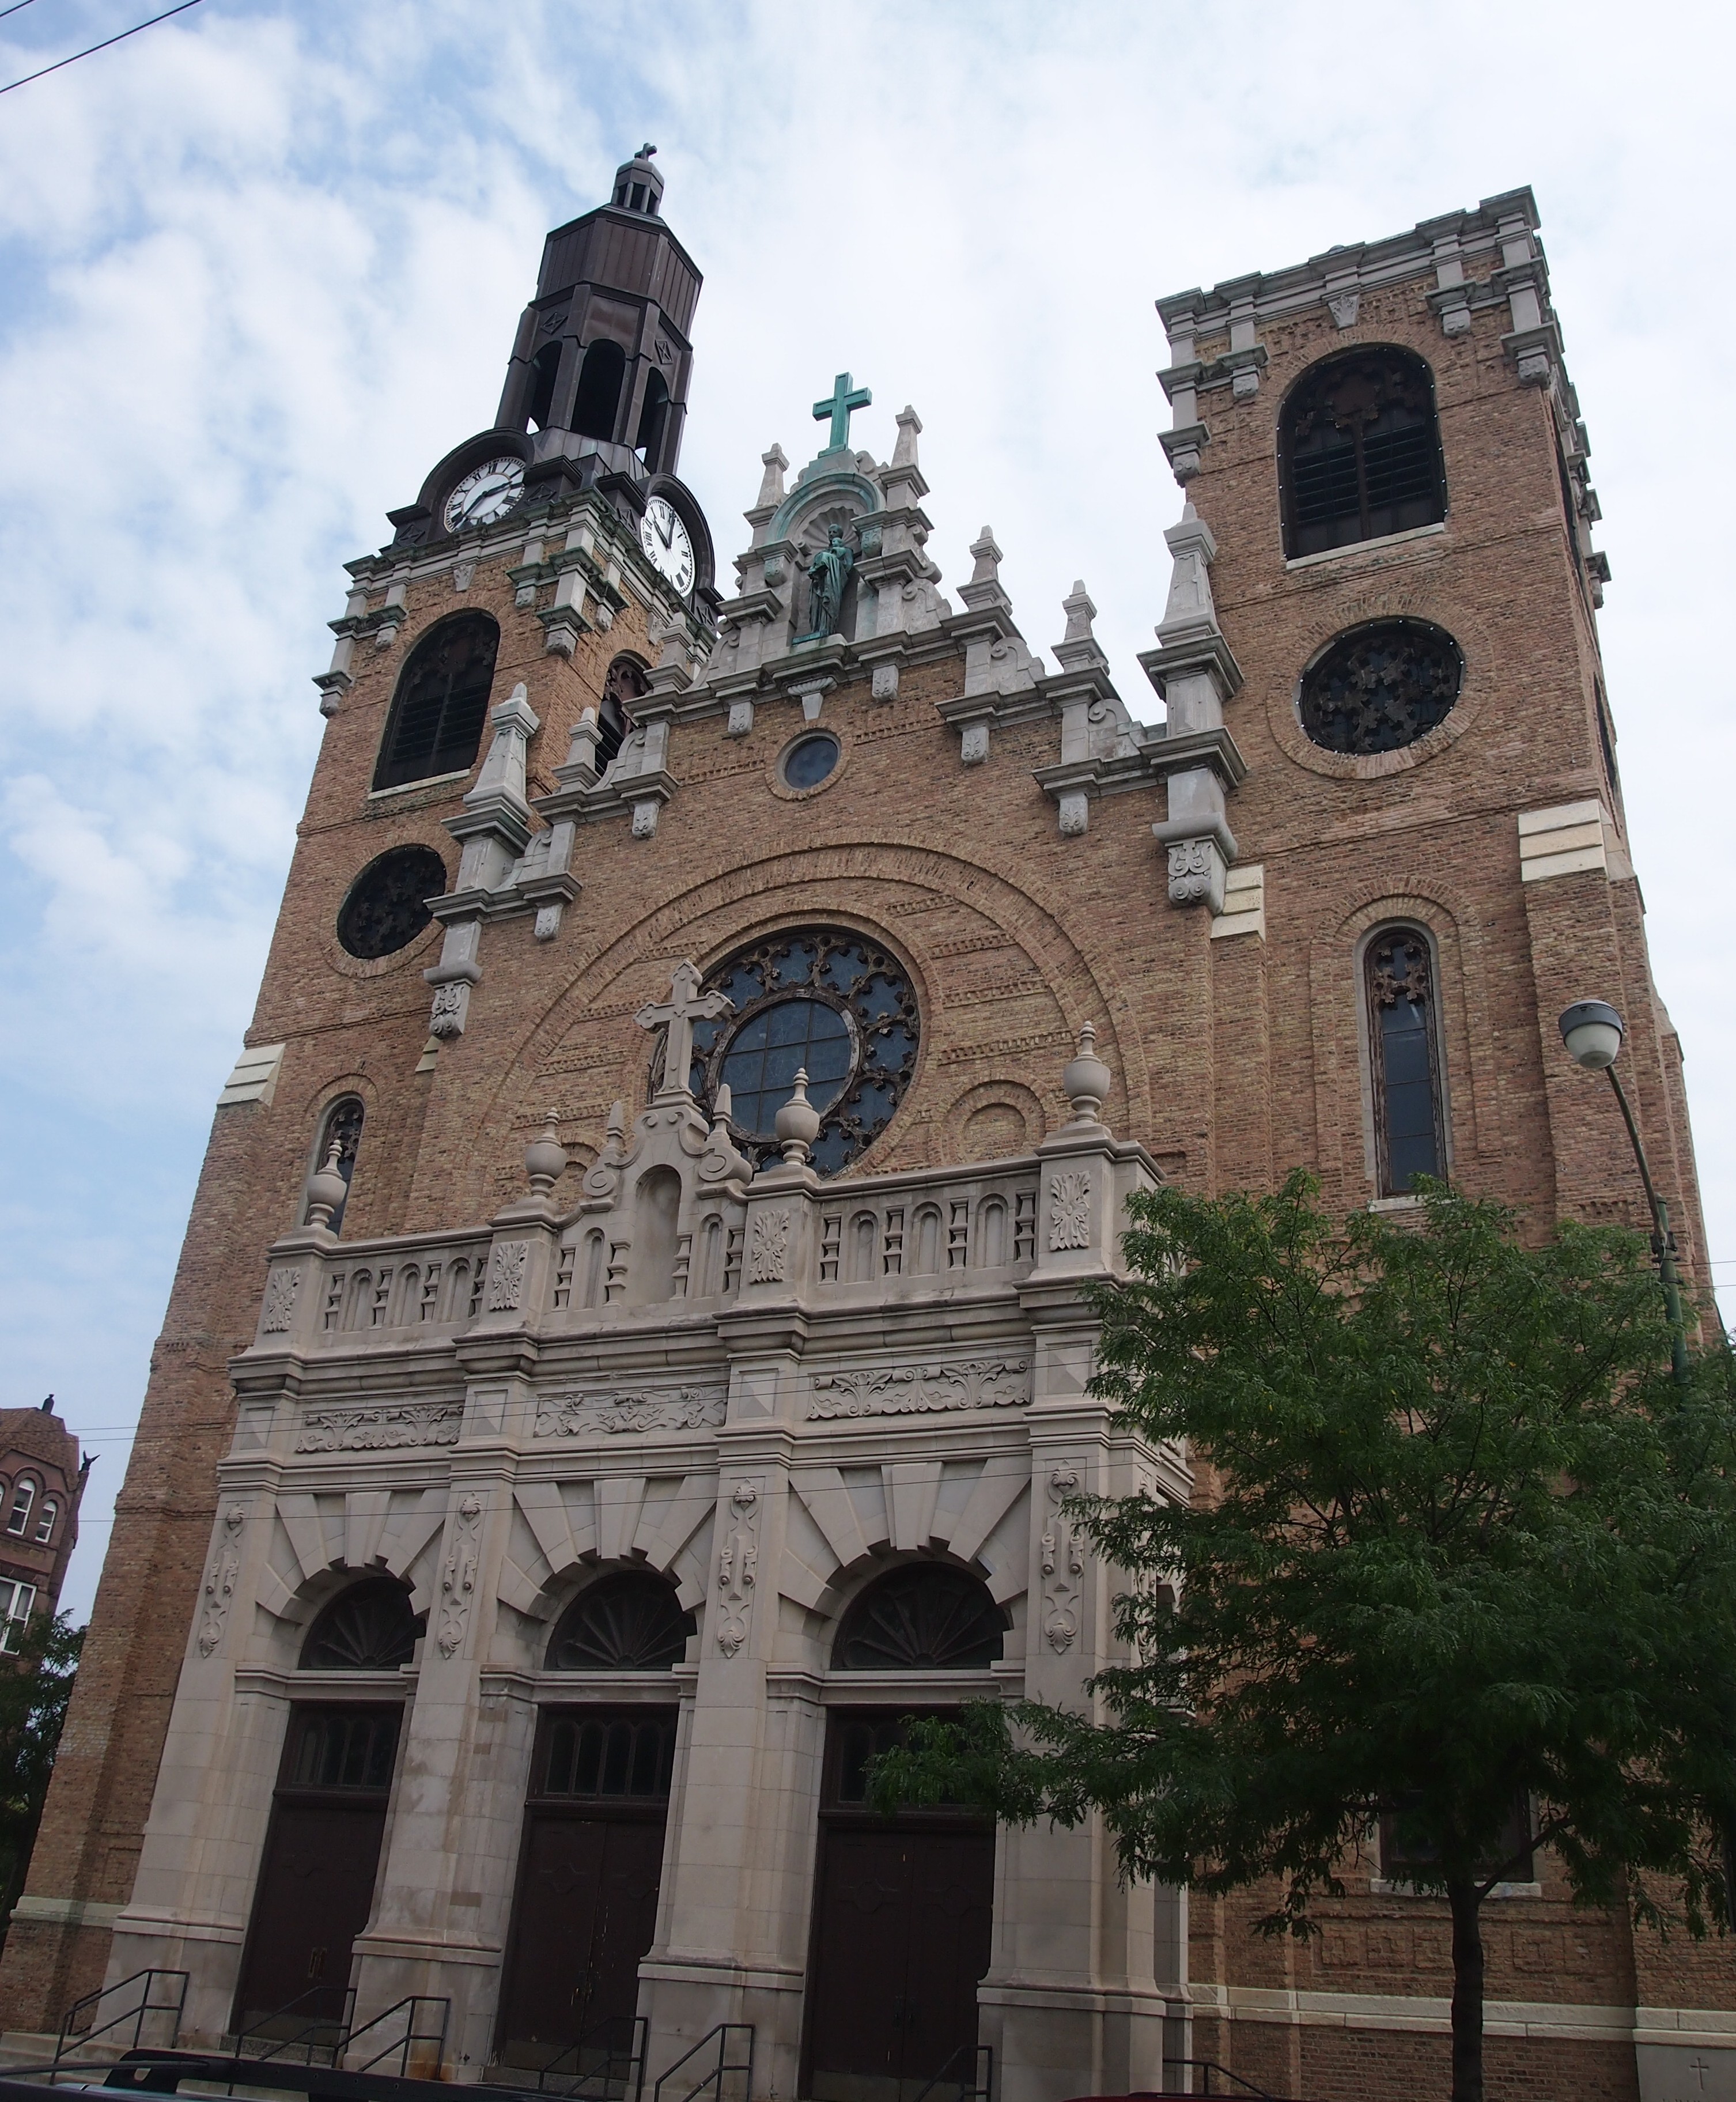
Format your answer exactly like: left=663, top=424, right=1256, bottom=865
left=804, top=526, right=853, bottom=637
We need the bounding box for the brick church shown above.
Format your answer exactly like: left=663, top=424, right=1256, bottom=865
left=1, top=148, right=1722, bottom=2101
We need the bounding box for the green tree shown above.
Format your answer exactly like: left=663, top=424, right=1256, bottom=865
left=872, top=1175, right=1736, bottom=2102
left=0, top=1612, right=84, bottom=1950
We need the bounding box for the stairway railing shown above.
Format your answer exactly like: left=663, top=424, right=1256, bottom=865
left=343, top=1993, right=451, bottom=2078
left=54, top=1969, right=189, bottom=2067
left=228, top=1984, right=357, bottom=2068
left=649, top=2022, right=753, bottom=2102
left=910, top=2041, right=992, bottom=2102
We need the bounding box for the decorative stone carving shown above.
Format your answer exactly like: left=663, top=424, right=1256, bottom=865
left=297, top=1404, right=463, bottom=1453
left=437, top=1492, right=483, bottom=1658
left=748, top=1208, right=792, bottom=1283
left=871, top=662, right=899, bottom=702
left=1327, top=289, right=1360, bottom=329
left=1167, top=837, right=1226, bottom=910
left=453, top=559, right=476, bottom=591
left=714, top=1479, right=761, bottom=1658
left=196, top=1504, right=245, bottom=1657
left=631, top=799, right=661, bottom=839
left=429, top=982, right=471, bottom=1039
left=808, top=1359, right=1031, bottom=1420
left=960, top=723, right=989, bottom=766
left=1058, top=792, right=1088, bottom=837
left=486, top=1239, right=530, bottom=1311
left=1041, top=1464, right=1086, bottom=1653
left=535, top=1387, right=727, bottom=1438
left=260, top=1266, right=302, bottom=1334
left=1048, top=1170, right=1092, bottom=1251
left=534, top=903, right=562, bottom=942
left=727, top=698, right=755, bottom=737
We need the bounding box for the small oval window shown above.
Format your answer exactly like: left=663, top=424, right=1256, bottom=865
left=782, top=732, right=840, bottom=791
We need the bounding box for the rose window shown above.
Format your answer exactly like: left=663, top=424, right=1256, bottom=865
left=1297, top=618, right=1463, bottom=756
left=680, top=928, right=920, bottom=1175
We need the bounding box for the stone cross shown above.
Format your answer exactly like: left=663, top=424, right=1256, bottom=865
left=637, top=960, right=733, bottom=1098
left=812, top=371, right=872, bottom=452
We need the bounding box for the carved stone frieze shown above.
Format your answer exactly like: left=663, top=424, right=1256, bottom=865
left=808, top=1359, right=1031, bottom=1420
left=1041, top=1463, right=1086, bottom=1653
left=297, top=1404, right=463, bottom=1453
left=196, top=1504, right=246, bottom=1657
left=260, top=1266, right=302, bottom=1334
left=487, top=1239, right=530, bottom=1311
left=437, top=1492, right=485, bottom=1658
left=714, top=1478, right=761, bottom=1658
left=1048, top=1170, right=1092, bottom=1251
left=535, top=1387, right=727, bottom=1438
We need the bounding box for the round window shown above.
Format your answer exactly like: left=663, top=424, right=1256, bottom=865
left=336, top=844, right=448, bottom=960
left=781, top=731, right=840, bottom=791
left=1297, top=618, right=1464, bottom=756
left=675, top=928, right=920, bottom=1176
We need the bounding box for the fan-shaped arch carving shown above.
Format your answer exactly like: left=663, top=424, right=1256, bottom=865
left=547, top=1568, right=694, bottom=1671
left=833, top=1562, right=1006, bottom=1670
left=300, top=1577, right=419, bottom=1670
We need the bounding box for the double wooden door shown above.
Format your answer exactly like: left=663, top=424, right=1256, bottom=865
left=805, top=1712, right=995, bottom=2102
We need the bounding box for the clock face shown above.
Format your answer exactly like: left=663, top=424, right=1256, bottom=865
left=443, top=456, right=525, bottom=532
left=639, top=495, right=695, bottom=595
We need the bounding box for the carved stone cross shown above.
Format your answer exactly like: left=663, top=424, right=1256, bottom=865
left=812, top=370, right=871, bottom=452
left=637, top=959, right=733, bottom=1098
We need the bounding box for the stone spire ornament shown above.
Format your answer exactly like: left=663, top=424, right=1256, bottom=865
left=304, top=1139, right=349, bottom=1230
left=775, top=1069, right=822, bottom=1166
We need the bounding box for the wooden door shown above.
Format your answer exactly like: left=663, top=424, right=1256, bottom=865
left=494, top=1709, right=676, bottom=2069
left=805, top=1714, right=994, bottom=2102
left=232, top=1708, right=399, bottom=2035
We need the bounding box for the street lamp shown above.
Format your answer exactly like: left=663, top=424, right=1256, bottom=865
left=1559, top=999, right=1689, bottom=1386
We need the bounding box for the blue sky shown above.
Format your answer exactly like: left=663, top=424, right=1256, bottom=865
left=3, top=0, right=1732, bottom=1621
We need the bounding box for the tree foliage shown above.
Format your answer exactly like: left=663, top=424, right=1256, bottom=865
left=0, top=1612, right=83, bottom=1949
left=871, top=1175, right=1736, bottom=2102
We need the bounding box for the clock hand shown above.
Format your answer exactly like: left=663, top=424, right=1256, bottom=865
left=656, top=510, right=675, bottom=547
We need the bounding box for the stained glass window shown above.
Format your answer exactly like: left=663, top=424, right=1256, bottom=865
left=1366, top=929, right=1446, bottom=1194
left=1281, top=347, right=1445, bottom=558
left=1299, top=620, right=1463, bottom=757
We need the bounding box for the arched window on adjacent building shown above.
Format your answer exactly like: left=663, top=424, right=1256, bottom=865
left=33, top=1498, right=58, bottom=1546
left=1280, top=347, right=1446, bottom=558
left=546, top=1569, right=694, bottom=1671
left=373, top=613, right=500, bottom=792
left=311, top=1097, right=365, bottom=1234
left=5, top=1479, right=36, bottom=1538
left=525, top=339, right=563, bottom=433
left=300, top=1576, right=420, bottom=1670
left=600, top=653, right=650, bottom=772
left=573, top=340, right=627, bottom=444
left=832, top=1562, right=1006, bottom=1671
left=1364, top=928, right=1447, bottom=1195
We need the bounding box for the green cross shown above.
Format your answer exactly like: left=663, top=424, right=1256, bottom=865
left=812, top=371, right=872, bottom=451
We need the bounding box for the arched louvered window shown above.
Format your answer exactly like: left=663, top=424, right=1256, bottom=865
left=526, top=339, right=563, bottom=432
left=600, top=654, right=650, bottom=772
left=546, top=1570, right=694, bottom=1671
left=311, top=1097, right=364, bottom=1234
left=1365, top=928, right=1447, bottom=1195
left=833, top=1563, right=1005, bottom=1671
left=300, top=1578, right=419, bottom=1670
left=1280, top=347, right=1446, bottom=558
left=573, top=341, right=627, bottom=444
left=373, top=613, right=500, bottom=792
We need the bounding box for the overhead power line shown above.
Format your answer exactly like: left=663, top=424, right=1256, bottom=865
left=0, top=3, right=43, bottom=25
left=1, top=0, right=205, bottom=96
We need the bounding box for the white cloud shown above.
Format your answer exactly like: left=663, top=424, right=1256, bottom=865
left=2, top=0, right=1730, bottom=1621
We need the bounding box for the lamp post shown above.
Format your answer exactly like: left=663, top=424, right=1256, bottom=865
left=1559, top=999, right=1689, bottom=1388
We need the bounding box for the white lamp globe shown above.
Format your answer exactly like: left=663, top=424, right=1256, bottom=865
left=1559, top=999, right=1625, bottom=1072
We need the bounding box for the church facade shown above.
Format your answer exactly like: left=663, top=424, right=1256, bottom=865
left=1, top=151, right=1724, bottom=2101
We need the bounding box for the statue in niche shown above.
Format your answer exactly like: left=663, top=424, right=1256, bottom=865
left=802, top=525, right=854, bottom=638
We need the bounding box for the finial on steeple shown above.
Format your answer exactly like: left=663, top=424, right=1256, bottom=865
left=40, top=1394, right=54, bottom=1415
left=637, top=143, right=657, bottom=160
left=611, top=145, right=666, bottom=215
left=892, top=407, right=923, bottom=471
left=1053, top=580, right=1109, bottom=672
left=756, top=444, right=789, bottom=509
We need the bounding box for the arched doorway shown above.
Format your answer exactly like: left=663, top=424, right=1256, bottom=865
left=494, top=1571, right=694, bottom=2077
left=804, top=1564, right=1005, bottom=2102
left=230, top=1579, right=417, bottom=2039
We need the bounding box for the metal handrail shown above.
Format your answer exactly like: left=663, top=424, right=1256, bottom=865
left=54, top=1969, right=189, bottom=2066
left=910, top=2040, right=992, bottom=2102
left=1160, top=2061, right=1279, bottom=2099
left=520, top=2013, right=647, bottom=2099
left=343, top=1994, right=450, bottom=2078
left=229, top=1985, right=357, bottom=2068
left=649, top=2022, right=753, bottom=2102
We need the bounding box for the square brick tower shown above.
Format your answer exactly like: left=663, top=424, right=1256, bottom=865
left=1, top=172, right=1719, bottom=2101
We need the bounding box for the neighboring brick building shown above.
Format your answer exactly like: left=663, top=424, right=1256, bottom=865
left=0, top=150, right=1719, bottom=2100
left=0, top=1401, right=88, bottom=1649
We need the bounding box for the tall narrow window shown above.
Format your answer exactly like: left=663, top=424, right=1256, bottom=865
left=6, top=1479, right=36, bottom=1538
left=600, top=654, right=650, bottom=771
left=526, top=339, right=563, bottom=432
left=32, top=1498, right=58, bottom=1545
left=312, top=1098, right=365, bottom=1234
left=1365, top=929, right=1446, bottom=1194
left=573, top=340, right=627, bottom=443
left=1280, top=348, right=1445, bottom=558
left=373, top=613, right=500, bottom=792
left=0, top=1580, right=36, bottom=1653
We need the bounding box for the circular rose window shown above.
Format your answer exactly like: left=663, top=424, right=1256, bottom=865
left=781, top=731, right=840, bottom=791
left=1298, top=618, right=1463, bottom=756
left=336, top=844, right=449, bottom=959
left=678, top=928, right=920, bottom=1175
